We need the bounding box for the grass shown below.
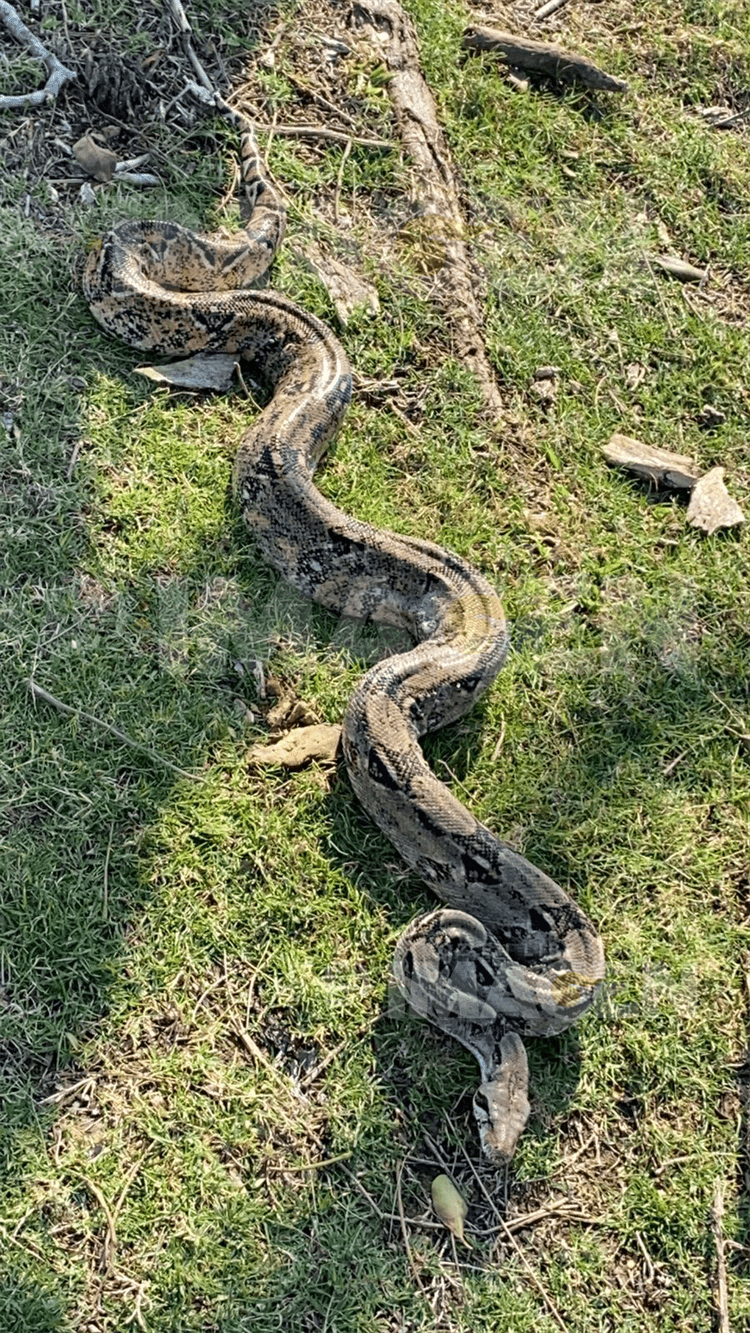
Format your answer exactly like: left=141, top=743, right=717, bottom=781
left=1, top=0, right=749, bottom=1329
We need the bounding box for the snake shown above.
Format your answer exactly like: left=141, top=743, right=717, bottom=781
left=83, top=102, right=605, bottom=1164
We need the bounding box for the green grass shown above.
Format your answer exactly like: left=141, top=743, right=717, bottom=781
left=1, top=0, right=749, bottom=1329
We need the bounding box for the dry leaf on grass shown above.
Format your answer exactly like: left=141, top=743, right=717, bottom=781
left=134, top=354, right=239, bottom=391
left=687, top=467, right=744, bottom=535
left=248, top=724, right=342, bottom=769
left=73, top=134, right=118, bottom=182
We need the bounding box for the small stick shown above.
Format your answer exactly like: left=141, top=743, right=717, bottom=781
left=111, top=1148, right=152, bottom=1227
left=711, top=1182, right=730, bottom=1333
left=0, top=0, right=76, bottom=108
left=76, top=1174, right=117, bottom=1272
left=103, top=818, right=114, bottom=921
left=40, top=1075, right=95, bottom=1106
left=396, top=1158, right=425, bottom=1290
left=165, top=0, right=214, bottom=93
left=27, top=679, right=204, bottom=783
left=333, top=137, right=352, bottom=225
left=258, top=122, right=391, bottom=149
left=233, top=1025, right=291, bottom=1093
left=534, top=0, right=569, bottom=18
left=267, top=1150, right=353, bottom=1172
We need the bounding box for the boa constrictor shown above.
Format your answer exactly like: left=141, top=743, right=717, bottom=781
left=84, top=103, right=605, bottom=1163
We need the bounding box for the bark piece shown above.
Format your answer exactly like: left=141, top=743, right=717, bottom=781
left=686, top=468, right=744, bottom=535
left=353, top=0, right=504, bottom=419
left=248, top=724, right=342, bottom=768
left=134, top=354, right=239, bottom=392
left=462, top=26, right=627, bottom=93
left=603, top=434, right=699, bottom=490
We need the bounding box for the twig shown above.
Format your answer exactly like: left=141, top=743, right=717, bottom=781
left=299, top=1015, right=380, bottom=1091
left=27, top=679, right=204, bottom=783
left=443, top=1117, right=570, bottom=1333
left=165, top=0, right=214, bottom=93
left=76, top=1174, right=117, bottom=1272
left=103, top=818, right=114, bottom=922
left=353, top=0, right=504, bottom=419
left=256, top=122, right=391, bottom=149
left=340, top=1165, right=447, bottom=1231
left=112, top=1149, right=152, bottom=1227
left=711, top=1182, right=731, bottom=1333
left=0, top=0, right=76, bottom=109
left=233, top=1025, right=292, bottom=1093
left=333, top=137, right=352, bottom=225
left=267, top=1150, right=353, bottom=1172
left=39, top=1075, right=95, bottom=1106
left=396, top=1158, right=425, bottom=1290
left=534, top=0, right=569, bottom=18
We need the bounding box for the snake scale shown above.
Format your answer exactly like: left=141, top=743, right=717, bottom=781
left=84, top=103, right=605, bottom=1163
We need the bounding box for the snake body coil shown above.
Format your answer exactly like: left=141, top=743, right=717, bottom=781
left=84, top=108, right=605, bottom=1162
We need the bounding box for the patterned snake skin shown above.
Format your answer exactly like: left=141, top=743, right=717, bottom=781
left=84, top=103, right=605, bottom=1163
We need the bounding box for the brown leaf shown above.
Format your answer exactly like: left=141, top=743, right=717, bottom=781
left=650, top=254, right=707, bottom=284
left=73, top=134, right=118, bottom=182
left=134, top=354, right=239, bottom=391
left=686, top=467, right=744, bottom=535
left=248, top=724, right=342, bottom=769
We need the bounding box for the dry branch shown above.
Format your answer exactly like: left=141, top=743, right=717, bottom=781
left=0, top=0, right=76, bottom=108
left=353, top=0, right=504, bottom=418
left=462, top=26, right=628, bottom=93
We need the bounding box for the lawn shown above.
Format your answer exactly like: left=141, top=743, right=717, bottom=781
left=1, top=0, right=749, bottom=1329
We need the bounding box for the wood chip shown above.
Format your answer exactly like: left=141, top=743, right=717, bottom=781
left=248, top=724, right=342, bottom=769
left=650, top=254, right=707, bottom=284
left=73, top=133, right=118, bottom=182
left=134, top=353, right=239, bottom=391
left=686, top=467, right=744, bottom=535
left=603, top=434, right=700, bottom=490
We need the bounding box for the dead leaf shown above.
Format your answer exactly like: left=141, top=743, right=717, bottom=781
left=248, top=724, right=342, bottom=769
left=650, top=254, right=707, bottom=284
left=603, top=434, right=699, bottom=490
left=73, top=133, right=118, bottom=182
left=266, top=695, right=320, bottom=730
left=686, top=467, right=744, bottom=535
left=134, top=354, right=239, bottom=392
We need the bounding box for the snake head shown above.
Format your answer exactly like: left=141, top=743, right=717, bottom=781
left=472, top=1032, right=531, bottom=1164
left=472, top=1080, right=531, bottom=1164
